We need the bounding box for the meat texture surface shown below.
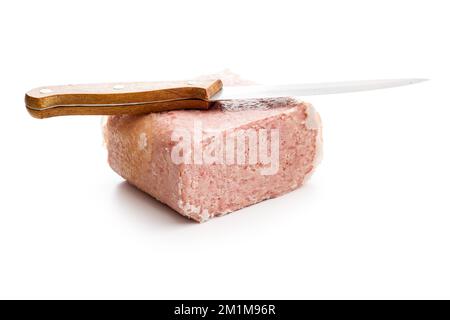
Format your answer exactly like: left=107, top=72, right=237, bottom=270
left=104, top=74, right=322, bottom=222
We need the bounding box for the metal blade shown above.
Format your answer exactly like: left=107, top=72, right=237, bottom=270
left=211, top=78, right=427, bottom=101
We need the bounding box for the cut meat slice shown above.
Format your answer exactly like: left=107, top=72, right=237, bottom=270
left=104, top=75, right=322, bottom=222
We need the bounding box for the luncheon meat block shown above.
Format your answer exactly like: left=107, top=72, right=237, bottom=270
left=104, top=77, right=322, bottom=222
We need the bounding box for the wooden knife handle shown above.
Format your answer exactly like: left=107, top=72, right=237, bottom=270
left=25, top=79, right=223, bottom=118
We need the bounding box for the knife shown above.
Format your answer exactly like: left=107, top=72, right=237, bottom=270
left=25, top=78, right=426, bottom=118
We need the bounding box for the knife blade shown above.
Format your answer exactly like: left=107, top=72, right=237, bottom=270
left=211, top=78, right=427, bottom=101
left=25, top=78, right=427, bottom=118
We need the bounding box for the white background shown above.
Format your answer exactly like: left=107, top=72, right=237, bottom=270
left=0, top=0, right=449, bottom=299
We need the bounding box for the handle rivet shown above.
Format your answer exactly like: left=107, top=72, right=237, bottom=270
left=113, top=84, right=125, bottom=90
left=39, top=88, right=53, bottom=94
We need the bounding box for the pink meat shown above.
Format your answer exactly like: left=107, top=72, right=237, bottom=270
left=104, top=77, right=322, bottom=222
